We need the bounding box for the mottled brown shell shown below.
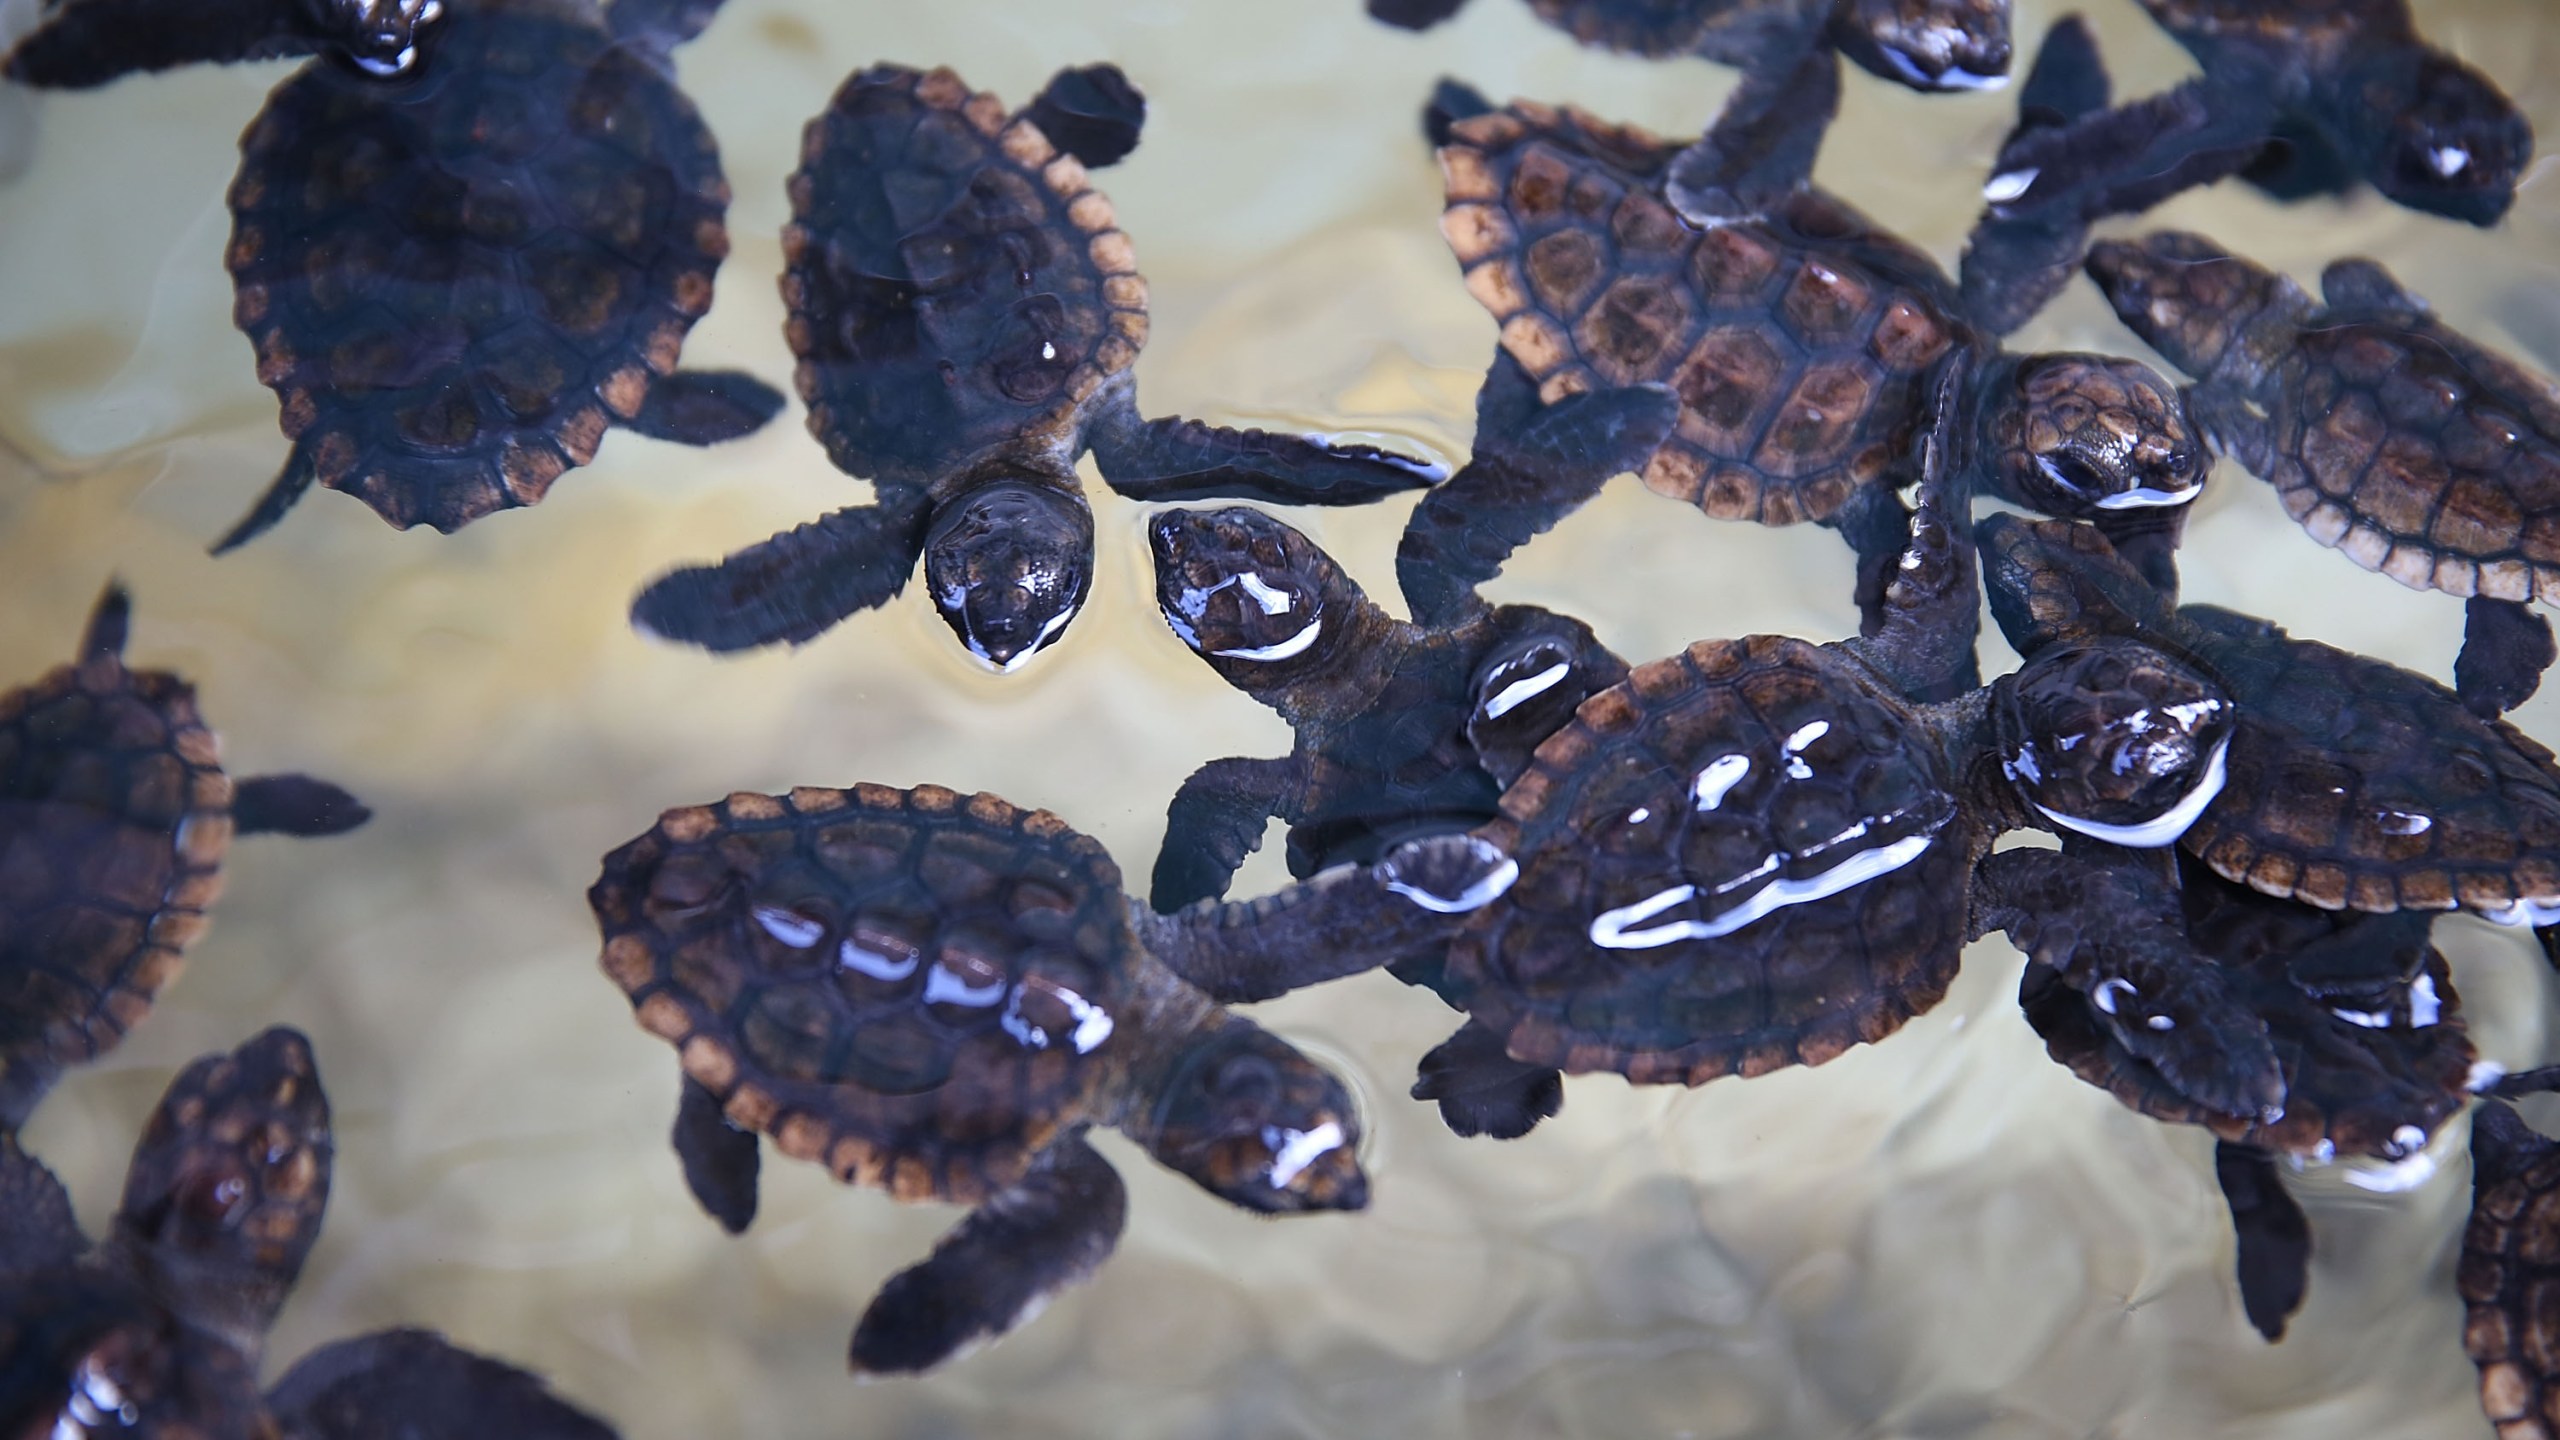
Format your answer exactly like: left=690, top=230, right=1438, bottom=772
left=1445, top=635, right=1977, bottom=1082
left=0, top=653, right=231, bottom=1121
left=1440, top=102, right=1972, bottom=527
left=226, top=0, right=733, bottom=532
left=780, top=64, right=1149, bottom=488
left=2462, top=1114, right=2560, bottom=1440
left=593, top=784, right=1137, bottom=1206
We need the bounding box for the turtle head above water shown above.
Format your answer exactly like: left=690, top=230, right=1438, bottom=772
left=923, top=483, right=1094, bottom=673
left=1148, top=506, right=1350, bottom=690
left=1997, top=637, right=2236, bottom=848
left=2368, top=51, right=2533, bottom=227
left=1993, top=354, right=2206, bottom=520
left=1143, top=1020, right=1368, bottom=1215
left=1832, top=0, right=2012, bottom=93
left=309, top=0, right=443, bottom=77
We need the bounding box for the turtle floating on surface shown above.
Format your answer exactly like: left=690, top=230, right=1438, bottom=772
left=0, top=583, right=368, bottom=1134
left=0, top=1027, right=622, bottom=1438
left=628, top=62, right=1440, bottom=672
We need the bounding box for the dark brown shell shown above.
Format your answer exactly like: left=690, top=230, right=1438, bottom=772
left=1440, top=102, right=1972, bottom=527
left=226, top=0, right=733, bottom=532
left=592, top=784, right=1137, bottom=1206
left=780, top=64, right=1149, bottom=487
left=1444, top=635, right=1977, bottom=1082
left=2135, top=0, right=2410, bottom=72
left=2462, top=1114, right=2560, bottom=1440
left=0, top=652, right=231, bottom=1119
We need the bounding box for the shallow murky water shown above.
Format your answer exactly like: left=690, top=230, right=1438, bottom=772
left=3, top=0, right=2559, bottom=1435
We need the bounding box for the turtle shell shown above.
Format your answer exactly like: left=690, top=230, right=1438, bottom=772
left=1443, top=635, right=1977, bottom=1082
left=0, top=647, right=230, bottom=1126
left=593, top=784, right=1139, bottom=1206
left=226, top=0, right=734, bottom=533
left=780, top=64, right=1149, bottom=487
left=1440, top=102, right=1974, bottom=528
left=2464, top=1110, right=2560, bottom=1440
left=2257, top=306, right=2560, bottom=607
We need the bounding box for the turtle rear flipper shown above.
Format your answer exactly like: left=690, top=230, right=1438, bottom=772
left=1024, top=64, right=1146, bottom=169
left=672, top=1075, right=758, bottom=1234
left=1089, top=401, right=1443, bottom=507
left=1664, top=40, right=1840, bottom=226
left=1151, top=757, right=1303, bottom=914
left=619, top=370, right=787, bottom=447
left=2456, top=596, right=2555, bottom=718
left=849, top=1132, right=1127, bottom=1376
left=1412, top=1019, right=1562, bottom=1140
left=0, top=1133, right=80, bottom=1278
left=1957, top=14, right=2115, bottom=335
left=629, top=497, right=931, bottom=652
left=210, top=439, right=320, bottom=556
left=2215, top=1140, right=2311, bottom=1342
left=232, top=775, right=371, bottom=838
left=268, top=1327, right=621, bottom=1440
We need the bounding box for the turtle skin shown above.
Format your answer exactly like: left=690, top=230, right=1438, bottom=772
left=1442, top=635, right=1978, bottom=1083
left=0, top=1028, right=625, bottom=1440
left=220, top=0, right=778, bottom=547
left=1984, top=513, right=2560, bottom=924
left=0, top=585, right=367, bottom=1134
left=1374, top=0, right=2010, bottom=92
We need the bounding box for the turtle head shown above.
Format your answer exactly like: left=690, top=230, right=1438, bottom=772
left=306, top=0, right=443, bottom=77
left=2369, top=52, right=2532, bottom=227
left=1993, top=354, right=2206, bottom=520
left=1144, top=1020, right=1368, bottom=1214
left=1996, top=637, right=2235, bottom=847
left=924, top=483, right=1094, bottom=673
left=1148, top=507, right=1357, bottom=695
left=2084, top=232, right=2307, bottom=393
left=112, top=1027, right=332, bottom=1351
left=1833, top=0, right=2011, bottom=93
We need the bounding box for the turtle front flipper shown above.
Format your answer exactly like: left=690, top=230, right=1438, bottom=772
left=0, top=1133, right=80, bottom=1277
left=268, top=1327, right=622, bottom=1440
left=629, top=496, right=932, bottom=652
left=1467, top=625, right=1628, bottom=790
left=619, top=370, right=787, bottom=447
left=2, top=0, right=431, bottom=87
left=231, top=775, right=371, bottom=838
left=2214, top=1140, right=2311, bottom=1342
left=1152, top=757, right=1307, bottom=914
left=2457, top=596, right=2556, bottom=719
left=1411, top=1019, right=1562, bottom=1140
left=1024, top=64, right=1147, bottom=169
left=106, top=1027, right=331, bottom=1355
left=1088, top=399, right=1444, bottom=507
left=672, top=1074, right=758, bottom=1234
left=1957, top=14, right=2113, bottom=335
left=848, top=1131, right=1127, bottom=1376
left=1664, top=39, right=1840, bottom=227
left=1396, top=353, right=1677, bottom=629
left=210, top=437, right=321, bottom=556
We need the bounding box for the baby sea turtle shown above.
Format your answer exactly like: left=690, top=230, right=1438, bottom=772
left=1433, top=83, right=2205, bottom=629
left=3, top=0, right=437, bottom=84
left=591, top=782, right=1502, bottom=1372
left=2462, top=1082, right=2560, bottom=1440
left=1978, top=843, right=2476, bottom=1340
left=2084, top=231, right=2560, bottom=716
left=628, top=64, right=1438, bottom=671
left=0, top=584, right=368, bottom=1134
left=0, top=1028, right=620, bottom=1438
left=1980, top=0, right=2532, bottom=238
left=1982, top=512, right=2560, bottom=925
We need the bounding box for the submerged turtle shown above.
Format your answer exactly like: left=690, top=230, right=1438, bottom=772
left=2, top=0, right=437, bottom=85
left=591, top=782, right=1505, bottom=1372
left=0, top=1028, right=621, bottom=1438
left=1983, top=512, right=2560, bottom=926
left=1432, top=79, right=2205, bottom=630
left=0, top=583, right=368, bottom=1133
left=1979, top=0, right=2532, bottom=240
left=2084, top=232, right=2560, bottom=717
left=629, top=64, right=1438, bottom=671
left=1977, top=842, right=2477, bottom=1341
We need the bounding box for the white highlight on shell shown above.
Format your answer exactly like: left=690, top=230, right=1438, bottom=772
left=1263, top=1119, right=1346, bottom=1189
left=752, top=906, right=825, bottom=949
left=1000, top=982, right=1115, bottom=1055
left=2093, top=482, right=2204, bottom=511
left=1589, top=832, right=1937, bottom=949
left=2432, top=145, right=2472, bottom=178
left=2092, top=977, right=2134, bottom=1016
left=2331, top=1005, right=2392, bottom=1029
left=922, top=963, right=1006, bottom=1009
left=1384, top=836, right=1519, bottom=914
left=837, top=938, right=918, bottom=983
left=2481, top=895, right=2560, bottom=927
left=1481, top=661, right=1570, bottom=721
left=1212, top=617, right=1323, bottom=663
left=2469, top=1060, right=2510, bottom=1093
left=2032, top=734, right=2230, bottom=849
left=1040, top=342, right=1057, bottom=361
left=1691, top=753, right=1753, bottom=811
left=1983, top=167, right=2039, bottom=203
left=2410, top=972, right=2442, bottom=1028
left=2145, top=1014, right=2175, bottom=1031
left=2374, top=809, right=2433, bottom=837
left=1783, top=719, right=1829, bottom=780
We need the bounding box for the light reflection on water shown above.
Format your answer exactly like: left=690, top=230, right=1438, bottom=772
left=1, top=0, right=2557, bottom=1435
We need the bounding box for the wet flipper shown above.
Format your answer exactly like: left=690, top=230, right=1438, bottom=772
left=1467, top=629, right=1627, bottom=789
left=211, top=437, right=319, bottom=555
left=629, top=497, right=931, bottom=652
left=269, top=1327, right=622, bottom=1440
left=1090, top=403, right=1443, bottom=506
left=1412, top=1020, right=1562, bottom=1140
left=2092, top=504, right=2193, bottom=601
left=848, top=1132, right=1127, bottom=1375
left=2278, top=910, right=2431, bottom=1003
left=2215, top=1140, right=2311, bottom=1342
left=1958, top=14, right=2111, bottom=333
left=1150, top=756, right=1304, bottom=914
left=620, top=369, right=787, bottom=446
left=2, top=0, right=406, bottom=87
left=0, top=1133, right=80, bottom=1277
left=1423, top=76, right=1494, bottom=148
left=1025, top=63, right=1147, bottom=169
left=232, top=775, right=372, bottom=838
left=1368, top=0, right=1473, bottom=31
left=1666, top=41, right=1840, bottom=225
left=2456, top=596, right=2555, bottom=718
left=1834, top=481, right=1917, bottom=643
left=673, top=1075, right=759, bottom=1234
